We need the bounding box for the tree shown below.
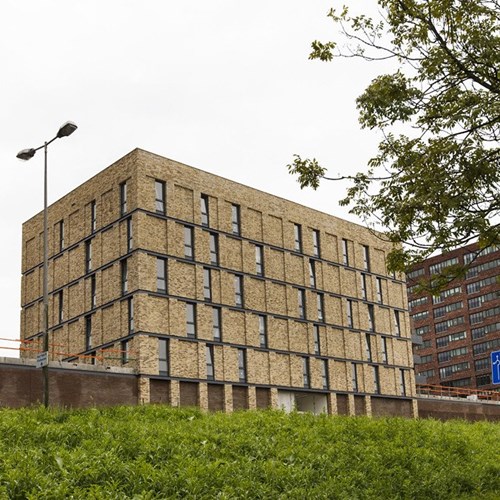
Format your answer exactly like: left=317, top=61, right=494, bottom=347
left=288, top=1, right=500, bottom=289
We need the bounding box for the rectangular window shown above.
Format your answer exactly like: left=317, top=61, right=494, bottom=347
left=157, top=258, right=167, bottom=294
left=155, top=180, right=166, bottom=214
left=255, top=245, right=264, bottom=276
left=302, top=357, right=310, bottom=388
left=128, top=297, right=134, bottom=332
left=58, top=220, right=64, bottom=252
left=368, top=304, right=375, bottom=332
left=420, top=354, right=433, bottom=364
left=313, top=324, right=320, bottom=355
left=121, top=340, right=129, bottom=364
left=206, top=345, right=215, bottom=381
left=90, top=274, right=96, bottom=309
left=394, top=310, right=401, bottom=336
left=376, top=278, right=383, bottom=304
left=203, top=267, right=212, bottom=301
left=317, top=293, right=325, bottom=322
left=184, top=225, right=194, bottom=260
left=294, top=223, right=302, bottom=252
left=381, top=337, right=388, bottom=364
left=57, top=290, right=64, bottom=324
left=399, top=369, right=406, bottom=396
left=200, top=194, right=209, bottom=226
left=212, top=307, right=222, bottom=341
left=365, top=334, right=373, bottom=361
left=351, top=363, right=359, bottom=392
left=186, top=302, right=196, bottom=338
left=120, top=181, right=127, bottom=216
left=127, top=217, right=133, bottom=252
left=309, top=259, right=316, bottom=288
left=238, top=348, right=247, bottom=382
left=231, top=204, right=241, bottom=235
left=342, top=239, right=349, bottom=266
left=85, top=315, right=92, bottom=350
left=435, top=315, right=464, bottom=333
left=91, top=200, right=97, bottom=233
left=298, top=288, right=306, bottom=319
left=121, top=259, right=128, bottom=295
left=234, top=274, right=244, bottom=307
left=312, top=229, right=320, bottom=257
left=209, top=233, right=219, bottom=265
left=259, top=315, right=267, bottom=348
left=321, top=359, right=329, bottom=389
left=85, top=239, right=92, bottom=273
left=362, top=245, right=370, bottom=271
left=158, top=338, right=169, bottom=375
left=429, top=257, right=459, bottom=276
left=347, top=299, right=354, bottom=328
left=373, top=365, right=380, bottom=394
left=360, top=273, right=367, bottom=300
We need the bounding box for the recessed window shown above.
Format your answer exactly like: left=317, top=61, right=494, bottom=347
left=376, top=277, right=383, bottom=304
left=200, top=194, right=209, bottom=227
left=90, top=274, right=97, bottom=309
left=234, top=274, right=244, bottom=307
left=317, top=293, right=325, bottom=322
left=155, top=180, right=166, bottom=214
left=255, top=245, right=264, bottom=276
left=373, top=365, right=381, bottom=394
left=259, top=315, right=267, bottom=348
left=399, top=369, right=406, bottom=396
left=120, top=259, right=128, bottom=295
left=381, top=337, right=388, bottom=364
left=298, top=288, right=306, bottom=319
left=365, top=334, right=373, bottom=362
left=238, top=348, right=247, bottom=382
left=128, top=297, right=134, bottom=332
left=362, top=245, right=370, bottom=271
left=156, top=258, right=167, bottom=294
left=90, top=200, right=97, bottom=233
left=294, top=223, right=302, bottom=252
left=368, top=304, right=375, bottom=332
left=57, top=290, right=64, bottom=324
left=121, top=340, right=130, bottom=364
left=351, top=363, right=359, bottom=392
left=313, top=324, right=320, bottom=355
left=321, top=359, right=329, bottom=389
left=85, top=315, right=92, bottom=350
left=206, top=345, right=215, bottom=381
left=184, top=225, right=194, bottom=260
left=57, top=220, right=64, bottom=252
left=394, top=310, right=401, bottom=336
left=309, top=259, right=316, bottom=288
left=85, top=239, right=92, bottom=273
left=159, top=338, right=169, bottom=376
left=203, top=267, right=212, bottom=301
left=120, top=181, right=127, bottom=216
left=312, top=229, right=320, bottom=257
left=341, top=239, right=349, bottom=266
left=360, top=273, right=367, bottom=300
left=127, top=217, right=133, bottom=252
left=302, top=357, right=310, bottom=388
left=346, top=299, right=354, bottom=328
left=209, top=233, right=219, bottom=266
left=212, top=307, right=222, bottom=341
left=186, top=302, right=196, bottom=338
left=231, top=204, right=241, bottom=235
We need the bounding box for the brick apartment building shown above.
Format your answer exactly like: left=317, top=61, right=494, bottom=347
left=408, top=243, right=500, bottom=391
left=21, top=148, right=416, bottom=416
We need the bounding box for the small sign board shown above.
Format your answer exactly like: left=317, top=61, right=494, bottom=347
left=491, top=350, right=500, bottom=385
left=36, top=351, right=49, bottom=369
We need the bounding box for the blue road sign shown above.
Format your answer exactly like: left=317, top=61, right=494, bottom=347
left=491, top=350, right=500, bottom=385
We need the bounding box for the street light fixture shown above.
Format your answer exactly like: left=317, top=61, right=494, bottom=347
left=16, top=121, right=77, bottom=408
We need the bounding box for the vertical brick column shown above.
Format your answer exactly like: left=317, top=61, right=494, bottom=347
left=224, top=384, right=233, bottom=412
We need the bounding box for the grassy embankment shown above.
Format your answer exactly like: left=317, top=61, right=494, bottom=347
left=0, top=405, right=499, bottom=499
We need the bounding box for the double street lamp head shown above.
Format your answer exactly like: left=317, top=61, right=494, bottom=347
left=16, top=121, right=78, bottom=160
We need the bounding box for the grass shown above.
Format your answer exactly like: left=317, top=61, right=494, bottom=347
left=0, top=405, right=499, bottom=499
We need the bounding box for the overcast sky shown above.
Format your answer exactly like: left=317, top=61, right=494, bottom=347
left=1, top=0, right=389, bottom=357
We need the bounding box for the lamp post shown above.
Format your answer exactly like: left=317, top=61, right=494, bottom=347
left=17, top=121, right=77, bottom=408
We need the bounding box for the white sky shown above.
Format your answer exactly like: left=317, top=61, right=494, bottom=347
left=1, top=0, right=388, bottom=357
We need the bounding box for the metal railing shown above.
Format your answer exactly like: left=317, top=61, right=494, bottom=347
left=417, top=383, right=500, bottom=402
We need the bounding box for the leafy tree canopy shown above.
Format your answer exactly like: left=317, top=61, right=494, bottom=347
left=288, top=0, right=500, bottom=288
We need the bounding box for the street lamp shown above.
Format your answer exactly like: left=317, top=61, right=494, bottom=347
left=17, top=121, right=78, bottom=408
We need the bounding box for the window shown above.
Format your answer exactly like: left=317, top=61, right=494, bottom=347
left=476, top=374, right=491, bottom=386
left=439, top=362, right=470, bottom=378
left=203, top=268, right=212, bottom=301
left=435, top=315, right=464, bottom=333
left=158, top=338, right=169, bottom=375
left=121, top=259, right=128, bottom=295
left=313, top=325, right=320, bottom=355
left=234, top=274, right=244, bottom=307
left=298, top=288, right=306, bottom=319
left=90, top=351, right=97, bottom=366
left=351, top=363, right=359, bottom=392
left=128, top=298, right=134, bottom=332
left=212, top=307, right=222, bottom=341
left=90, top=274, right=96, bottom=309
left=409, top=296, right=429, bottom=309
left=399, top=369, right=406, bottom=396
left=411, top=310, right=429, bottom=321
left=57, top=290, right=64, bottom=324
left=429, top=257, right=458, bottom=276
left=432, top=286, right=461, bottom=304
left=127, top=217, right=133, bottom=252
left=470, top=305, right=500, bottom=325
left=360, top=274, right=367, bottom=300
left=206, top=345, right=215, bottom=380
left=157, top=258, right=167, bottom=294
left=373, top=366, right=380, bottom=394
left=367, top=304, right=375, bottom=332
left=414, top=325, right=430, bottom=336
left=209, top=233, right=219, bottom=265
left=467, top=276, right=498, bottom=294
left=120, top=181, right=127, bottom=216
left=475, top=358, right=490, bottom=371
left=85, top=315, right=92, bottom=350
left=84, top=239, right=92, bottom=273
left=472, top=322, right=500, bottom=340
left=294, top=223, right=302, bottom=252
left=418, top=369, right=435, bottom=378
left=376, top=278, right=383, bottom=304
left=362, top=245, right=370, bottom=271
left=381, top=337, right=388, bottom=364
left=309, top=259, right=316, bottom=288
left=437, top=347, right=468, bottom=363
left=312, top=229, right=320, bottom=257
left=433, top=301, right=463, bottom=318
left=121, top=340, right=129, bottom=364
left=321, top=359, right=329, bottom=389
left=154, top=180, right=166, bottom=214
left=58, top=220, right=64, bottom=252
left=238, top=348, right=247, bottom=382
left=184, top=226, right=194, bottom=260
left=394, top=310, right=401, bottom=336
left=231, top=204, right=241, bottom=235
left=347, top=299, right=354, bottom=328
left=468, top=291, right=498, bottom=309
left=255, top=245, right=264, bottom=276
left=259, top=315, right=267, bottom=348
left=90, top=200, right=97, bottom=233
left=302, top=357, right=310, bottom=388
left=365, top=334, right=373, bottom=361
left=420, top=354, right=433, bottom=364
left=200, top=194, right=209, bottom=226
left=466, top=258, right=500, bottom=279
left=317, top=293, right=325, bottom=322
left=342, top=239, right=349, bottom=266
left=186, top=302, right=196, bottom=338
left=436, top=331, right=466, bottom=348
